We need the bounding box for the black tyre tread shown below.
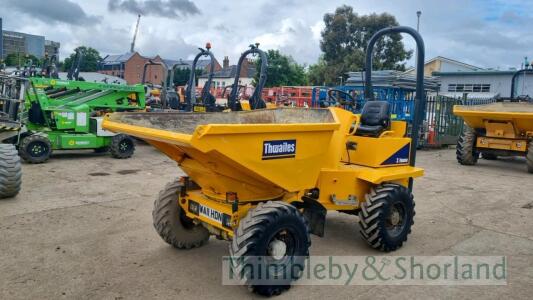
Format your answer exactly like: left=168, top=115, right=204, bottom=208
left=0, top=144, right=22, bottom=198
left=152, top=180, right=209, bottom=249
left=19, top=133, right=52, bottom=164
left=358, top=183, right=415, bottom=252
left=229, top=201, right=310, bottom=297
left=456, top=125, right=479, bottom=165
left=110, top=134, right=135, bottom=159
left=527, top=141, right=533, bottom=174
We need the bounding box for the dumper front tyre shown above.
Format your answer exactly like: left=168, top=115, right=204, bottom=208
left=358, top=183, right=415, bottom=252
left=19, top=133, right=52, bottom=164
left=527, top=141, right=533, bottom=173
left=0, top=144, right=22, bottom=199
left=110, top=134, right=135, bottom=159
left=229, top=201, right=310, bottom=297
left=456, top=125, right=479, bottom=165
left=152, top=180, right=209, bottom=249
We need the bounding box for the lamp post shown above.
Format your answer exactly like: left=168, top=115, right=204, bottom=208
left=416, top=11, right=422, bottom=32
left=415, top=11, right=422, bottom=76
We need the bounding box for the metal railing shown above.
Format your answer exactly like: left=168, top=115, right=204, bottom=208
left=421, top=95, right=497, bottom=147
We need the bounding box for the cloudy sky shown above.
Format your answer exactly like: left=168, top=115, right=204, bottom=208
left=2, top=0, right=533, bottom=69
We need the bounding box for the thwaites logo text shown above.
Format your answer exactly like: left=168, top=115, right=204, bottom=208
left=262, top=139, right=296, bottom=160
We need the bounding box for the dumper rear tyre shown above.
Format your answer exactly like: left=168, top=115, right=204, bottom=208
left=229, top=201, right=310, bottom=297
left=0, top=144, right=22, bottom=199
left=527, top=141, right=533, bottom=173
left=358, top=183, right=415, bottom=252
left=110, top=134, right=135, bottom=159
left=456, top=125, right=479, bottom=165
left=152, top=180, right=209, bottom=249
left=19, top=133, right=52, bottom=164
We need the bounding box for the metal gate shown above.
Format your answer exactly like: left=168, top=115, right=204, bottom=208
left=422, top=95, right=496, bottom=147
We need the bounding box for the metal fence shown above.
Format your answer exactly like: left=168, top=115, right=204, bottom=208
left=311, top=86, right=416, bottom=120
left=312, top=86, right=498, bottom=147
left=421, top=95, right=497, bottom=147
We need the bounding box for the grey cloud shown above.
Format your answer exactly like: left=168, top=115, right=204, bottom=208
left=6, top=0, right=100, bottom=25
left=214, top=24, right=231, bottom=33
left=108, top=0, right=200, bottom=18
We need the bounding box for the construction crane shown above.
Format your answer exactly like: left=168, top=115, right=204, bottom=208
left=130, top=14, right=141, bottom=53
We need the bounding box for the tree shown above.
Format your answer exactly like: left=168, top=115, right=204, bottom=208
left=63, top=46, right=102, bottom=72
left=171, top=67, right=202, bottom=86
left=308, top=5, right=412, bottom=85
left=253, top=50, right=308, bottom=87
left=4, top=53, right=42, bottom=67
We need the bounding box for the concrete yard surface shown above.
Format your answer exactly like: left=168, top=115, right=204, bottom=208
left=1, top=144, right=533, bottom=299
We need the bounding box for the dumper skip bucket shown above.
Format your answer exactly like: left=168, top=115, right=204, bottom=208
left=103, top=108, right=341, bottom=201
left=454, top=102, right=533, bottom=133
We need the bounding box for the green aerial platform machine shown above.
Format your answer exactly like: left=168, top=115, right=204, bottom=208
left=20, top=77, right=145, bottom=163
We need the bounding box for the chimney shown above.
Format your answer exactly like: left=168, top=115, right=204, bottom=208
left=223, top=56, right=229, bottom=69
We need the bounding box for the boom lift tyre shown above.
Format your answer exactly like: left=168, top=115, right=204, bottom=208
left=109, top=134, right=135, bottom=159
left=152, top=180, right=210, bottom=249
left=19, top=133, right=52, bottom=164
left=0, top=144, right=22, bottom=199
left=456, top=125, right=479, bottom=165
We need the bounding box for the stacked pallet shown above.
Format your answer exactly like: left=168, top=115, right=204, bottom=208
left=346, top=70, right=440, bottom=91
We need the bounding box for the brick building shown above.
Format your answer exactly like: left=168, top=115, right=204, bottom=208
left=99, top=51, right=221, bottom=85
left=99, top=52, right=164, bottom=85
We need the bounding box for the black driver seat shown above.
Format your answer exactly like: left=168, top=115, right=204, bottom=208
left=355, top=101, right=391, bottom=137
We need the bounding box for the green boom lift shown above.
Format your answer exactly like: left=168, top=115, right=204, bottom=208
left=19, top=76, right=145, bottom=163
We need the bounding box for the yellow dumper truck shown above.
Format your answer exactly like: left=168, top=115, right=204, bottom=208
left=454, top=100, right=533, bottom=173
left=103, top=26, right=427, bottom=296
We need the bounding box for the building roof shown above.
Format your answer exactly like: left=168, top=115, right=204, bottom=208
left=101, top=52, right=136, bottom=64
left=199, top=65, right=256, bottom=79
left=405, top=56, right=483, bottom=73
left=163, top=58, right=212, bottom=69
left=433, top=70, right=518, bottom=76
left=101, top=52, right=212, bottom=70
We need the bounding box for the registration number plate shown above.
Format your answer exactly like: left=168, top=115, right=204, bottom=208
left=188, top=200, right=232, bottom=228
